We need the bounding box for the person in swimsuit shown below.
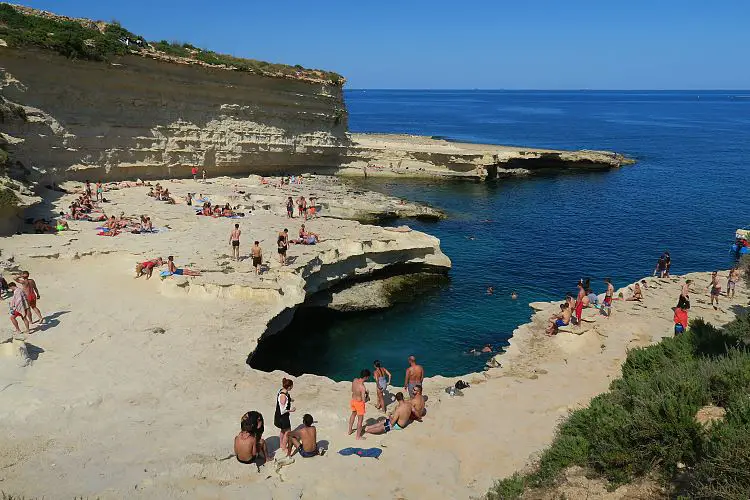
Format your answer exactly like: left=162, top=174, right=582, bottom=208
left=626, top=282, right=643, bottom=301
left=654, top=255, right=666, bottom=278
left=663, top=251, right=671, bottom=277
left=546, top=302, right=571, bottom=335
left=135, top=257, right=163, bottom=279
left=277, top=229, right=289, bottom=265
left=85, top=180, right=92, bottom=198
left=274, top=378, right=296, bottom=456
left=251, top=241, right=263, bottom=275
left=574, top=282, right=585, bottom=325
left=166, top=256, right=201, bottom=276
left=410, top=384, right=426, bottom=421
left=727, top=267, right=740, bottom=300
left=234, top=411, right=267, bottom=466
left=297, top=196, right=307, bottom=220
left=286, top=197, right=294, bottom=218
left=603, top=278, right=615, bottom=317
left=708, top=271, right=721, bottom=310
left=95, top=181, right=103, bottom=201
left=373, top=360, right=392, bottom=412
left=364, top=392, right=412, bottom=435
left=7, top=282, right=30, bottom=335
left=229, top=223, right=241, bottom=261
left=348, top=369, right=370, bottom=440
left=404, top=355, right=424, bottom=398
left=15, top=271, right=43, bottom=324
left=285, top=413, right=319, bottom=458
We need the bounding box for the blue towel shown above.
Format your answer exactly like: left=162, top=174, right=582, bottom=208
left=338, top=447, right=382, bottom=459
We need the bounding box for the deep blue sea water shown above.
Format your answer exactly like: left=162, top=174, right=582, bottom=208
left=252, top=90, right=750, bottom=381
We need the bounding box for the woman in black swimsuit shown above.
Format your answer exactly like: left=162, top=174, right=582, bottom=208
left=277, top=229, right=289, bottom=265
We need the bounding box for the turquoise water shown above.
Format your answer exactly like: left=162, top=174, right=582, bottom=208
left=251, top=90, right=750, bottom=381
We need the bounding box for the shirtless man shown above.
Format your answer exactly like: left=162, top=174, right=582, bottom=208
left=707, top=271, right=721, bottom=310
left=546, top=302, right=572, bottom=335
left=410, top=384, right=426, bottom=421
left=626, top=282, right=643, bottom=301
left=297, top=196, right=307, bottom=220
left=603, top=277, right=615, bottom=317
left=286, top=413, right=319, bottom=458
left=229, top=223, right=241, bottom=261
left=727, top=267, right=740, bottom=300
left=404, top=355, right=424, bottom=398
left=234, top=414, right=267, bottom=466
left=364, top=392, right=412, bottom=434
left=347, top=369, right=370, bottom=440
left=251, top=241, right=263, bottom=275
left=15, top=271, right=43, bottom=324
left=166, top=256, right=201, bottom=276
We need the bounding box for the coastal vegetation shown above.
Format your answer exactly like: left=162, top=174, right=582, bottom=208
left=0, top=4, right=344, bottom=85
left=487, top=303, right=750, bottom=499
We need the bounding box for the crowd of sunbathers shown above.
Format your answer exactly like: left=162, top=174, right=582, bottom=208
left=147, top=183, right=176, bottom=204
left=233, top=356, right=428, bottom=468
left=197, top=201, right=240, bottom=217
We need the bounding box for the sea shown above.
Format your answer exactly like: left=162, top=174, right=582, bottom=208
left=250, top=90, right=750, bottom=381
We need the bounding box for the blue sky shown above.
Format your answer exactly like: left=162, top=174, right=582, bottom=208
left=18, top=0, right=750, bottom=89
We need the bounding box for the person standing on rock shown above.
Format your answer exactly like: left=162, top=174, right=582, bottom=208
left=96, top=181, right=103, bottom=202
left=603, top=278, right=614, bottom=318
left=574, top=282, right=585, bottom=326
left=15, top=271, right=43, bottom=324
left=191, top=166, right=198, bottom=181
left=229, top=223, right=241, bottom=261
left=251, top=241, right=263, bottom=275
left=663, top=251, right=671, bottom=277
left=286, top=197, right=294, bottom=218
left=373, top=360, right=392, bottom=412
left=348, top=369, right=370, bottom=440
left=403, top=355, right=424, bottom=398
left=707, top=271, right=721, bottom=310
left=274, top=378, right=295, bottom=457
left=277, top=229, right=289, bottom=265
left=7, top=282, right=30, bottom=336
left=297, top=196, right=307, bottom=220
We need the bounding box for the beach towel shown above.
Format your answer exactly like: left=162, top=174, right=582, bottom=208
left=160, top=270, right=173, bottom=278
left=338, top=447, right=382, bottom=459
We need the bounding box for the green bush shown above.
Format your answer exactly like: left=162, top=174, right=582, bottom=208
left=487, top=472, right=527, bottom=500
left=487, top=313, right=750, bottom=499
left=0, top=5, right=345, bottom=84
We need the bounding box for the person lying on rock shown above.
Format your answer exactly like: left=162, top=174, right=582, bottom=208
left=166, top=256, right=201, bottom=276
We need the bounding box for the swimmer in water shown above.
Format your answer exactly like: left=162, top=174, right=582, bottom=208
left=487, top=286, right=494, bottom=295
left=511, top=291, right=518, bottom=300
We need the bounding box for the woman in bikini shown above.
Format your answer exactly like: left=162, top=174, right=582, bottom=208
left=373, top=360, right=392, bottom=412
left=277, top=229, right=289, bottom=265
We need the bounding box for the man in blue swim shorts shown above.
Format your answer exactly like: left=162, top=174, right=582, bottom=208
left=546, top=302, right=572, bottom=336
left=364, top=392, right=412, bottom=435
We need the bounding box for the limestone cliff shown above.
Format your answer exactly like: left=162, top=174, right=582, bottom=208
left=0, top=47, right=350, bottom=182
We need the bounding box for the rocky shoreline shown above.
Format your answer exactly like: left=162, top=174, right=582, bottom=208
left=0, top=172, right=744, bottom=498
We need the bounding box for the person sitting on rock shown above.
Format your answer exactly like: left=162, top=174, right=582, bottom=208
left=546, top=302, right=571, bottom=336
left=234, top=411, right=268, bottom=466
left=286, top=413, right=319, bottom=459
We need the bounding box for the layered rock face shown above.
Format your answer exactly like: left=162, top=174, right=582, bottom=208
left=0, top=48, right=350, bottom=182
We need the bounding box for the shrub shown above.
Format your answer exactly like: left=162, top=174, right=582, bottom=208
left=487, top=313, right=750, bottom=498
left=487, top=472, right=527, bottom=500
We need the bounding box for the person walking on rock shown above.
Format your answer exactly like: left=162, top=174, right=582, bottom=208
left=404, top=355, right=424, bottom=398
left=15, top=271, right=43, bottom=324
left=229, top=223, right=241, bottom=261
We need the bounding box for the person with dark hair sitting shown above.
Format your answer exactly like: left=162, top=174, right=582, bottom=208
left=286, top=413, right=319, bottom=458
left=234, top=411, right=268, bottom=466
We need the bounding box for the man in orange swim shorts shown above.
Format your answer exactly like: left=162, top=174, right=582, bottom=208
left=348, top=369, right=370, bottom=440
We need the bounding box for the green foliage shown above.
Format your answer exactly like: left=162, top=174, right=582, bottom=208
left=0, top=187, right=20, bottom=208
left=487, top=472, right=527, bottom=500
left=0, top=5, right=345, bottom=84
left=152, top=40, right=190, bottom=57
left=0, top=4, right=132, bottom=61
left=486, top=313, right=750, bottom=499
